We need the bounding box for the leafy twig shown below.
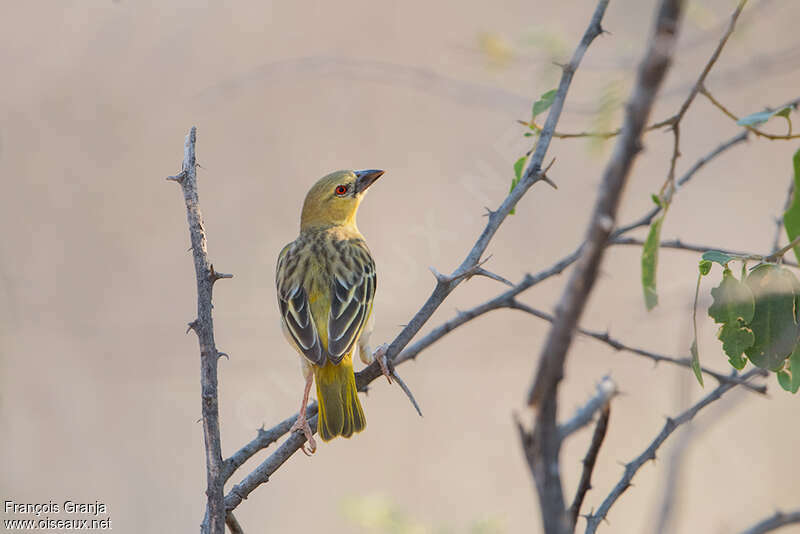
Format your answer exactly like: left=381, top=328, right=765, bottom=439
left=700, top=88, right=800, bottom=140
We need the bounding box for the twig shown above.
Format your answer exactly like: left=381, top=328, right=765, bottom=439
left=522, top=3, right=684, bottom=533
left=737, top=509, right=800, bottom=534
left=508, top=301, right=766, bottom=394
left=701, top=88, right=800, bottom=140
left=583, top=368, right=768, bottom=534
left=168, top=127, right=230, bottom=534
left=557, top=377, right=617, bottom=442
left=612, top=237, right=800, bottom=268
left=568, top=404, right=611, bottom=530
left=225, top=512, right=244, bottom=534
left=653, top=384, right=749, bottom=534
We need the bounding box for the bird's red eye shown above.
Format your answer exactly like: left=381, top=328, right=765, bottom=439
left=335, top=185, right=348, bottom=196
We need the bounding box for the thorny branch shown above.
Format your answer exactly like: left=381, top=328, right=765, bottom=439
left=583, top=368, right=768, bottom=534
left=737, top=509, right=800, bottom=534
left=167, top=127, right=231, bottom=534
left=521, top=2, right=684, bottom=533
left=568, top=404, right=611, bottom=530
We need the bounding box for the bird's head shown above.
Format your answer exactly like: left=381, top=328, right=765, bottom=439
left=300, top=169, right=384, bottom=231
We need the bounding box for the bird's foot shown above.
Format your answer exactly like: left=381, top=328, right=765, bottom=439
left=290, top=417, right=317, bottom=456
left=373, top=343, right=393, bottom=384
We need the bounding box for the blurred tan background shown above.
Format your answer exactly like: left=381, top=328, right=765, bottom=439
left=2, top=0, right=800, bottom=532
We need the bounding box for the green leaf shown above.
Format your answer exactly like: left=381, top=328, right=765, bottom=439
left=699, top=259, right=712, bottom=276
left=690, top=339, right=704, bottom=387
left=509, top=156, right=527, bottom=215
left=737, top=106, right=792, bottom=127
left=651, top=193, right=662, bottom=207
left=532, top=89, right=557, bottom=119
left=702, top=250, right=734, bottom=267
left=708, top=268, right=755, bottom=324
left=778, top=369, right=793, bottom=392
left=744, top=265, right=799, bottom=371
left=690, top=272, right=704, bottom=387
left=779, top=344, right=800, bottom=393
left=717, top=321, right=753, bottom=369
left=790, top=344, right=800, bottom=393
left=782, top=148, right=800, bottom=263
left=641, top=215, right=664, bottom=310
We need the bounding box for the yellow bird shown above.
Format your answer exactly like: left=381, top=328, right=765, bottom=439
left=276, top=169, right=390, bottom=454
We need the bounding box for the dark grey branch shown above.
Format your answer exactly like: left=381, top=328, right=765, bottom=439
left=167, top=127, right=230, bottom=534
left=509, top=301, right=765, bottom=393
left=521, top=2, right=683, bottom=533
left=568, top=404, right=611, bottom=530
left=737, top=509, right=800, bottom=534
left=612, top=237, right=800, bottom=268
left=584, top=368, right=768, bottom=534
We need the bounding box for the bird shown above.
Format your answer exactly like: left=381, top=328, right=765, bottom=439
left=276, top=169, right=391, bottom=454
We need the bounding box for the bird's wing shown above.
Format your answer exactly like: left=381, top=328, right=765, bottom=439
left=276, top=243, right=324, bottom=366
left=327, top=243, right=376, bottom=364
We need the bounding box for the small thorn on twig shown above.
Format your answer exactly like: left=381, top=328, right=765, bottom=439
left=483, top=206, right=495, bottom=218
left=218, top=352, right=229, bottom=360
left=428, top=266, right=451, bottom=284
left=473, top=267, right=515, bottom=287
left=209, top=264, right=234, bottom=282
left=391, top=366, right=423, bottom=417
left=186, top=320, right=199, bottom=334
left=166, top=170, right=187, bottom=183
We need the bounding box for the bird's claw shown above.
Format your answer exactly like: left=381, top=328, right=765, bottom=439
left=290, top=417, right=317, bottom=455
left=373, top=343, right=392, bottom=384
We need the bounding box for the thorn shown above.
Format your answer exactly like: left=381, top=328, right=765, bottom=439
left=428, top=266, right=451, bottom=284
left=209, top=264, right=233, bottom=282
left=483, top=206, right=495, bottom=218
left=552, top=61, right=566, bottom=69
left=196, top=417, right=202, bottom=424
left=473, top=267, right=515, bottom=287
left=218, top=352, right=229, bottom=360
left=166, top=170, right=187, bottom=183
left=391, top=367, right=423, bottom=417
left=186, top=320, right=199, bottom=334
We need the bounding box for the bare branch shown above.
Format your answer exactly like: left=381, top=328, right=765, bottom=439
left=558, top=376, right=617, bottom=441
left=508, top=301, right=765, bottom=393
left=168, top=127, right=228, bottom=534
left=584, top=368, right=768, bottom=534
left=737, top=509, right=800, bottom=534
left=225, top=512, right=244, bottom=534
left=522, top=3, right=684, bottom=532
left=568, top=404, right=611, bottom=530
left=612, top=237, right=800, bottom=268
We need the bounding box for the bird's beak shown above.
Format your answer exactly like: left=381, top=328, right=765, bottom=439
left=354, top=169, right=384, bottom=194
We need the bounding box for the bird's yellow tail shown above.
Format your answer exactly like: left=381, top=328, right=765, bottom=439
left=313, top=354, right=365, bottom=441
